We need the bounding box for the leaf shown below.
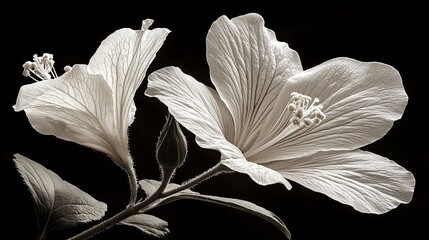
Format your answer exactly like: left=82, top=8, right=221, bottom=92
left=120, top=214, right=170, bottom=238
left=139, top=179, right=161, bottom=196
left=13, top=154, right=107, bottom=237
left=139, top=179, right=194, bottom=197
left=139, top=179, right=291, bottom=239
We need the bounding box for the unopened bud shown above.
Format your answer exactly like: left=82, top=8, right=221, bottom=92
left=156, top=113, right=187, bottom=170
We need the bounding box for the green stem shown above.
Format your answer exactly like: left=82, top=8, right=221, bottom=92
left=67, top=203, right=137, bottom=240
left=126, top=164, right=138, bottom=207
left=161, top=163, right=225, bottom=197
left=124, top=154, right=140, bottom=206
left=67, top=164, right=223, bottom=240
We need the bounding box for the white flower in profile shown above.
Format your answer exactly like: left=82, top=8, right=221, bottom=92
left=14, top=19, right=170, bottom=172
left=145, top=13, right=415, bottom=214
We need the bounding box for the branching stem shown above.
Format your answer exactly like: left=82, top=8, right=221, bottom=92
left=68, top=163, right=225, bottom=240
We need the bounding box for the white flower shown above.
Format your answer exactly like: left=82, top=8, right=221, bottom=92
left=14, top=19, right=170, bottom=170
left=145, top=13, right=415, bottom=214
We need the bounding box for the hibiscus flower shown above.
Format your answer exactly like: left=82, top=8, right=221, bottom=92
left=145, top=13, right=415, bottom=214
left=14, top=19, right=170, bottom=203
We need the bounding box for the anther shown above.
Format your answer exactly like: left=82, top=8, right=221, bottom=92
left=315, top=110, right=326, bottom=120
left=291, top=117, right=301, bottom=126
left=295, top=108, right=304, bottom=119
left=302, top=118, right=313, bottom=126
left=64, top=65, right=72, bottom=72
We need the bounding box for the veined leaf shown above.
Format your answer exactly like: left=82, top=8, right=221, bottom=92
left=13, top=154, right=107, bottom=238
left=139, top=179, right=291, bottom=239
left=120, top=214, right=169, bottom=238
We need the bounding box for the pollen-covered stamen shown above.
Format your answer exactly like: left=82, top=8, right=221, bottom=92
left=287, top=92, right=326, bottom=127
left=22, top=53, right=62, bottom=82
left=64, top=65, right=72, bottom=72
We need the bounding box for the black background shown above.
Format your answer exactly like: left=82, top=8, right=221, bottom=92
left=1, top=1, right=427, bottom=239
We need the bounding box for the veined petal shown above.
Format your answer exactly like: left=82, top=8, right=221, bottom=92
left=222, top=159, right=292, bottom=189
left=13, top=65, right=122, bottom=163
left=146, top=66, right=238, bottom=159
left=87, top=19, right=170, bottom=146
left=207, top=13, right=302, bottom=152
left=249, top=57, right=408, bottom=163
left=265, top=150, right=415, bottom=214
left=147, top=67, right=293, bottom=189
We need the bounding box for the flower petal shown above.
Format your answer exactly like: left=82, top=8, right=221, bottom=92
left=13, top=65, right=120, bottom=160
left=265, top=150, right=415, bottom=214
left=222, top=159, right=292, bottom=189
left=250, top=57, right=408, bottom=163
left=146, top=66, right=238, bottom=158
left=87, top=19, right=170, bottom=144
left=206, top=13, right=302, bottom=152
left=147, top=67, right=292, bottom=188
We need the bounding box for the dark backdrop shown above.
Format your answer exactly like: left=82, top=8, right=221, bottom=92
left=1, top=1, right=426, bottom=239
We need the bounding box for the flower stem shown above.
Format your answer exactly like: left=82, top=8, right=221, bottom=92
left=126, top=164, right=138, bottom=207
left=68, top=163, right=224, bottom=240
left=161, top=163, right=226, bottom=197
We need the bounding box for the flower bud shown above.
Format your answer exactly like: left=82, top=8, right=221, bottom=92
left=156, top=113, right=188, bottom=170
